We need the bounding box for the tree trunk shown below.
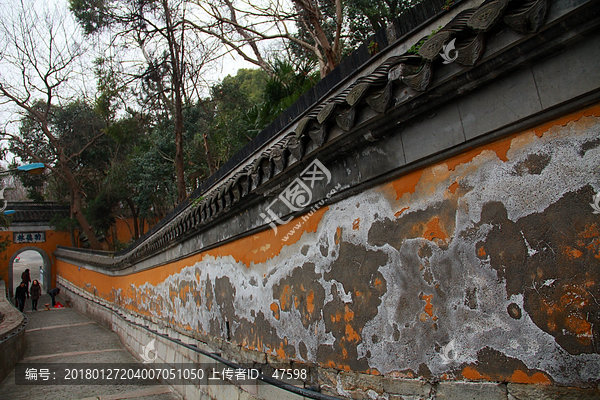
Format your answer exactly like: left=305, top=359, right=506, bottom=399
left=69, top=190, right=77, bottom=247
left=125, top=197, right=139, bottom=240
left=174, top=93, right=186, bottom=203
left=163, top=0, right=187, bottom=203
left=203, top=132, right=216, bottom=175
left=71, top=189, right=102, bottom=250
left=294, top=0, right=341, bottom=77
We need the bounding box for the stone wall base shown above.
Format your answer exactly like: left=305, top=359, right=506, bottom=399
left=58, top=278, right=599, bottom=400
left=0, top=280, right=27, bottom=384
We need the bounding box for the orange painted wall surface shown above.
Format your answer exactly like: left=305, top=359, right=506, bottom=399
left=106, top=218, right=154, bottom=248
left=104, top=217, right=158, bottom=249
left=58, top=206, right=328, bottom=294
left=57, top=103, right=600, bottom=387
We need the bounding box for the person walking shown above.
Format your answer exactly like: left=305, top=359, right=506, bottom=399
left=48, top=287, right=60, bottom=307
left=30, top=279, right=42, bottom=311
left=15, top=282, right=27, bottom=312
left=21, top=268, right=31, bottom=298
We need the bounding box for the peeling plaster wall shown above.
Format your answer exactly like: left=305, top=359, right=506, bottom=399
left=57, top=105, right=600, bottom=391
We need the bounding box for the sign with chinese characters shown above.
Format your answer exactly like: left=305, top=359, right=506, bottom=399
left=14, top=232, right=46, bottom=244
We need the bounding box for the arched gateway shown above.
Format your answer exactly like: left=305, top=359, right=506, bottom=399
left=1, top=202, right=71, bottom=297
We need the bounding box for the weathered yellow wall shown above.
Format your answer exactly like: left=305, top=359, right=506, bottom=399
left=57, top=103, right=600, bottom=388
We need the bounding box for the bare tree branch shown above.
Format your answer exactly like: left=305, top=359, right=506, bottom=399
left=187, top=0, right=345, bottom=77
left=0, top=0, right=103, bottom=249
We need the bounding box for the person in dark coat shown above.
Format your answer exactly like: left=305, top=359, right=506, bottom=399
left=15, top=282, right=27, bottom=312
left=21, top=268, right=31, bottom=298
left=48, top=287, right=60, bottom=307
left=30, top=280, right=42, bottom=311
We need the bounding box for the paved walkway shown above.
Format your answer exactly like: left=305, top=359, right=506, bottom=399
left=0, top=293, right=180, bottom=400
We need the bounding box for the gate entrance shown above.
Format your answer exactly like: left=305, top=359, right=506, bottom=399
left=1, top=202, right=72, bottom=297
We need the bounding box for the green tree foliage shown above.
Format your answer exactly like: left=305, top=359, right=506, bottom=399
left=345, top=0, right=423, bottom=47
left=11, top=100, right=118, bottom=246
left=70, top=0, right=218, bottom=203
left=31, top=0, right=374, bottom=250
left=3, top=0, right=425, bottom=252
left=193, top=63, right=317, bottom=172
left=127, top=119, right=180, bottom=217
left=208, top=70, right=261, bottom=167
left=11, top=160, right=46, bottom=203
left=245, top=59, right=319, bottom=134
left=69, top=0, right=113, bottom=34
left=11, top=100, right=110, bottom=201
left=97, top=109, right=179, bottom=243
